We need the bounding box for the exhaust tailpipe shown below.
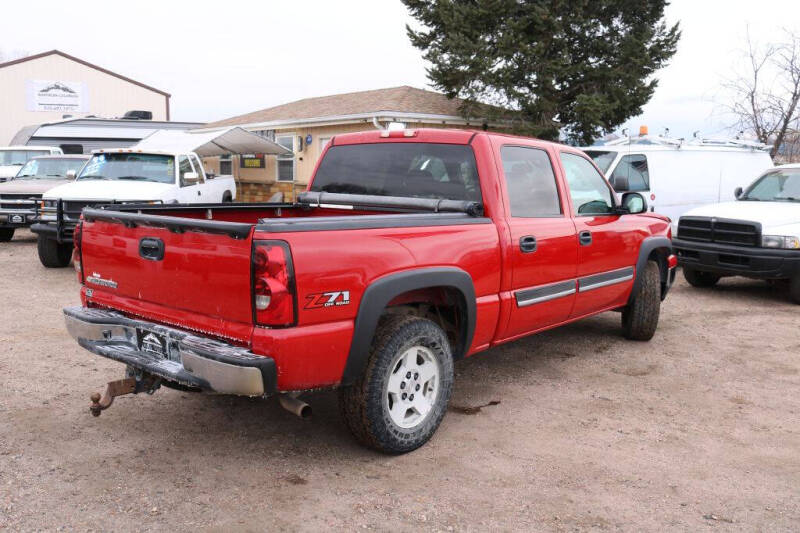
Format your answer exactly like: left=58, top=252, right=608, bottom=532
left=279, top=394, right=312, bottom=419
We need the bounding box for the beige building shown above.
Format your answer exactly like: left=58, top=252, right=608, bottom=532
left=0, top=50, right=170, bottom=145
left=199, top=86, right=502, bottom=202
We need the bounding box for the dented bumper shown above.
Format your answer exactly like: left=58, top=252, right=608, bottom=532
left=63, top=306, right=276, bottom=396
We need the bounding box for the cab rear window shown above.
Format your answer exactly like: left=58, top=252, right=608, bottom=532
left=311, top=143, right=482, bottom=202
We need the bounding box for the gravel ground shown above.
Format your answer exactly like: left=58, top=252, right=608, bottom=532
left=1, top=228, right=798, bottom=532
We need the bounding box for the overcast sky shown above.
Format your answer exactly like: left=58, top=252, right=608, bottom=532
left=2, top=0, right=799, bottom=140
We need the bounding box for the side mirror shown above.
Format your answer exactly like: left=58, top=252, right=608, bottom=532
left=206, top=171, right=215, bottom=179
left=734, top=186, right=743, bottom=199
left=66, top=170, right=77, bottom=180
left=619, top=192, right=647, bottom=214
left=611, top=175, right=629, bottom=192
left=183, top=171, right=199, bottom=185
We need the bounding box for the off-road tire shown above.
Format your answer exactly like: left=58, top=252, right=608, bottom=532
left=683, top=267, right=720, bottom=288
left=338, top=314, right=454, bottom=454
left=37, top=235, right=72, bottom=268
left=790, top=274, right=800, bottom=305
left=0, top=228, right=14, bottom=242
left=622, top=260, right=661, bottom=341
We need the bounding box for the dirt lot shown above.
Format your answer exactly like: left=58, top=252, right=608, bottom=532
left=1, top=228, right=798, bottom=532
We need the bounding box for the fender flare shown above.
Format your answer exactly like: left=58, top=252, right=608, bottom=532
left=340, top=267, right=477, bottom=385
left=629, top=236, right=672, bottom=304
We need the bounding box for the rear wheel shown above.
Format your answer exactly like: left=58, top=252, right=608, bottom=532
left=683, top=267, right=720, bottom=288
left=222, top=192, right=233, bottom=202
left=622, top=260, right=661, bottom=341
left=338, top=314, right=454, bottom=454
left=0, top=228, right=14, bottom=242
left=37, top=235, right=72, bottom=268
left=790, top=274, right=800, bottom=304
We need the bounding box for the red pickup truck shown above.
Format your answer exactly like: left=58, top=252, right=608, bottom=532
left=65, top=128, right=676, bottom=453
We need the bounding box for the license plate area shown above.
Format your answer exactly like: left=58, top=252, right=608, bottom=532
left=136, top=328, right=169, bottom=359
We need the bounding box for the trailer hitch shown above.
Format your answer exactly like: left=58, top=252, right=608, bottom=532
left=89, top=374, right=160, bottom=417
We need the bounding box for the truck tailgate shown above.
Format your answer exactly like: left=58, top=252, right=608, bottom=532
left=80, top=213, right=254, bottom=331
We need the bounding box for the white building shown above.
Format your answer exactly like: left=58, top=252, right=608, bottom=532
left=0, top=50, right=171, bottom=144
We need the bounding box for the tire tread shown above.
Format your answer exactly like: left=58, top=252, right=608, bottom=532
left=338, top=314, right=453, bottom=453
left=622, top=260, right=661, bottom=341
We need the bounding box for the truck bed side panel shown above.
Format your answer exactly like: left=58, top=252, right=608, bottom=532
left=252, top=221, right=503, bottom=389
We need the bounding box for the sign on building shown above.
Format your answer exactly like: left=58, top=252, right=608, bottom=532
left=240, top=154, right=265, bottom=169
left=25, top=80, right=89, bottom=112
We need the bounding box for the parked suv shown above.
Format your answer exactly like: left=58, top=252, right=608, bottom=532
left=674, top=164, right=800, bottom=303
left=64, top=128, right=677, bottom=453
left=0, top=154, right=88, bottom=242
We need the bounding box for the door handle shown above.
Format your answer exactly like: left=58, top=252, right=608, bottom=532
left=519, top=235, right=537, bottom=253
left=579, top=230, right=592, bottom=246
left=139, top=237, right=165, bottom=261
left=197, top=190, right=202, bottom=196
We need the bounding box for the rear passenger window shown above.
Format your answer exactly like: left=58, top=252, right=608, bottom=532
left=500, top=146, right=561, bottom=217
left=610, top=154, right=649, bottom=191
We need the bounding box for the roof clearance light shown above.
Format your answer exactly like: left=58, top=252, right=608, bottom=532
left=639, top=125, right=649, bottom=136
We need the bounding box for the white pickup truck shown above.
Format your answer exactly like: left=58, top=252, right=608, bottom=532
left=0, top=146, right=64, bottom=182
left=673, top=164, right=800, bottom=303
left=31, top=149, right=237, bottom=267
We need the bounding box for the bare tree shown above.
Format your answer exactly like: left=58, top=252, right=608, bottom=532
left=724, top=30, right=800, bottom=159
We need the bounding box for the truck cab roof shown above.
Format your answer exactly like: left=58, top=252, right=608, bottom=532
left=330, top=128, right=584, bottom=154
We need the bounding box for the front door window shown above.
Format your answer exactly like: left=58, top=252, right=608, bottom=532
left=561, top=152, right=614, bottom=215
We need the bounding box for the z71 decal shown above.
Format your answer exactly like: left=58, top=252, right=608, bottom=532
left=305, top=290, right=351, bottom=309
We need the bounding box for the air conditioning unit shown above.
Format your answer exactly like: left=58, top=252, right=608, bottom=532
left=123, top=110, right=153, bottom=120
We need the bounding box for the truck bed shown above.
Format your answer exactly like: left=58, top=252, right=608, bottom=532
left=77, top=194, right=500, bottom=389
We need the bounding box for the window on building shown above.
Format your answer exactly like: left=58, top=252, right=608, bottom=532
left=560, top=152, right=614, bottom=215
left=276, top=134, right=295, bottom=182
left=319, top=137, right=332, bottom=155
left=219, top=155, right=232, bottom=175
left=500, top=146, right=561, bottom=217
left=610, top=154, right=650, bottom=191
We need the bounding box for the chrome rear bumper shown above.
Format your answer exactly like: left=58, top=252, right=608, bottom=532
left=64, top=306, right=276, bottom=396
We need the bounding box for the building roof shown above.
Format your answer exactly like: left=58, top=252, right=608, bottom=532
left=0, top=50, right=170, bottom=97
left=204, top=86, right=499, bottom=129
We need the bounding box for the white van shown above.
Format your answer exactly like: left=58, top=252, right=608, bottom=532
left=582, top=135, right=774, bottom=227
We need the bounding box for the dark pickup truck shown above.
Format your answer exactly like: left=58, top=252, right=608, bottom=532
left=64, top=128, right=676, bottom=453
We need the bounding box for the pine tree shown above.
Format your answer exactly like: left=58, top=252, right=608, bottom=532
left=403, top=0, right=680, bottom=144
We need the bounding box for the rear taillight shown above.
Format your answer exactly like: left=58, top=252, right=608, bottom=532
left=73, top=220, right=84, bottom=283
left=252, top=240, right=296, bottom=327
